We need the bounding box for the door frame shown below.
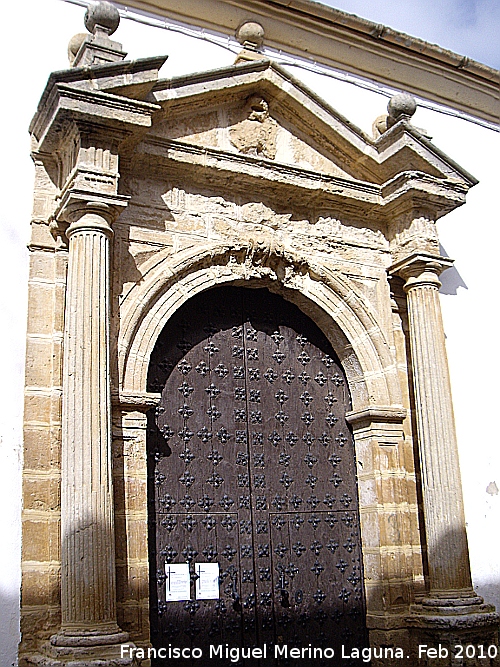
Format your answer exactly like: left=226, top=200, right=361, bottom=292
left=113, top=248, right=415, bottom=654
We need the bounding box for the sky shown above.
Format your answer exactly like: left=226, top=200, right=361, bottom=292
left=319, top=0, right=500, bottom=69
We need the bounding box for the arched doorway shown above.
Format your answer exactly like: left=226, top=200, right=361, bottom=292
left=147, top=286, right=367, bottom=664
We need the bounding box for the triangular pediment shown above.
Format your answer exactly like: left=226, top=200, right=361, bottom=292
left=30, top=54, right=477, bottom=222
left=150, top=86, right=355, bottom=180
left=146, top=59, right=477, bottom=190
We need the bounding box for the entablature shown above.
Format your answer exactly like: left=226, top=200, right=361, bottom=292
left=29, top=39, right=477, bottom=258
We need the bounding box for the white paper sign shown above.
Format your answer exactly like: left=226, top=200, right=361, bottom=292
left=164, top=563, right=191, bottom=601
left=195, top=562, right=220, bottom=600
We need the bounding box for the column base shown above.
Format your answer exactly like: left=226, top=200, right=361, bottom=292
left=20, top=630, right=136, bottom=667
left=22, top=645, right=137, bottom=667
left=50, top=629, right=130, bottom=647
left=407, top=596, right=500, bottom=666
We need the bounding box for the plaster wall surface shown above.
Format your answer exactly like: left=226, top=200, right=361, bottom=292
left=1, top=1, right=498, bottom=664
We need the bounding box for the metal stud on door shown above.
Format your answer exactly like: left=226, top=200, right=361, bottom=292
left=147, top=287, right=367, bottom=665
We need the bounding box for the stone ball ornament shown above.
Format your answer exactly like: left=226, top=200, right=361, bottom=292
left=84, top=1, right=120, bottom=36
left=67, top=33, right=87, bottom=65
left=236, top=21, right=265, bottom=48
left=387, top=92, right=417, bottom=121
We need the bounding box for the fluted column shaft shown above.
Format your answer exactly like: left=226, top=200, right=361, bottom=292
left=401, top=256, right=474, bottom=599
left=59, top=206, right=123, bottom=639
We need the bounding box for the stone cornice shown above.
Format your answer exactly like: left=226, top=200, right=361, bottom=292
left=120, top=0, right=499, bottom=123
left=380, top=171, right=470, bottom=219
left=111, top=390, right=162, bottom=411
left=346, top=406, right=406, bottom=446
left=30, top=55, right=164, bottom=155
left=375, top=122, right=478, bottom=186
left=140, top=134, right=378, bottom=195
left=31, top=84, right=160, bottom=154
left=134, top=137, right=472, bottom=220
left=31, top=55, right=168, bottom=110
left=346, top=406, right=407, bottom=426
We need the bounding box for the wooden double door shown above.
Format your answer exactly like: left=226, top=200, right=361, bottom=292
left=147, top=287, right=367, bottom=664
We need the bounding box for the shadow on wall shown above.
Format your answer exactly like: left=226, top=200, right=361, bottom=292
left=439, top=244, right=468, bottom=295
left=477, top=578, right=500, bottom=620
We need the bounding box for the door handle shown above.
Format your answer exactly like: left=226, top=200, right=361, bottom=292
left=228, top=566, right=241, bottom=612
left=279, top=572, right=290, bottom=608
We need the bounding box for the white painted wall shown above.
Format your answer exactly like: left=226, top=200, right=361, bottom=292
left=1, top=1, right=497, bottom=664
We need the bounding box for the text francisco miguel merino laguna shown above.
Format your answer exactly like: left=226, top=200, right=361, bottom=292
left=121, top=643, right=406, bottom=662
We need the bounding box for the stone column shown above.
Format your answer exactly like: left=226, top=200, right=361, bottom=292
left=392, top=252, right=474, bottom=601
left=391, top=253, right=499, bottom=662
left=51, top=192, right=129, bottom=654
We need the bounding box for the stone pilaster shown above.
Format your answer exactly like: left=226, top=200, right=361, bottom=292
left=111, top=392, right=160, bottom=647
left=391, top=252, right=499, bottom=663
left=45, top=191, right=130, bottom=662
left=346, top=407, right=416, bottom=661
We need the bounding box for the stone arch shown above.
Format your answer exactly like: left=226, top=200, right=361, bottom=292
left=119, top=241, right=403, bottom=413
left=117, top=241, right=413, bottom=641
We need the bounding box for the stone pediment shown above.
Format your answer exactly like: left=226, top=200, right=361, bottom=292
left=150, top=84, right=354, bottom=180
left=30, top=54, right=477, bottom=223
left=146, top=60, right=477, bottom=192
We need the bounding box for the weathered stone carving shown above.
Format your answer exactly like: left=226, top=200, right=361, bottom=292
left=373, top=91, right=417, bottom=137
left=229, top=95, right=278, bottom=158
left=387, top=92, right=417, bottom=128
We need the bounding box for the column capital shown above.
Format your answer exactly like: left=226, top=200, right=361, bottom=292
left=346, top=406, right=407, bottom=425
left=346, top=405, right=406, bottom=446
left=111, top=390, right=161, bottom=412
left=389, top=252, right=454, bottom=290
left=53, top=188, right=129, bottom=238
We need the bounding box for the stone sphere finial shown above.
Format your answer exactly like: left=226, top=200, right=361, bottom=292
left=236, top=21, right=265, bottom=49
left=84, top=1, right=120, bottom=36
left=68, top=33, right=87, bottom=65
left=387, top=92, right=417, bottom=122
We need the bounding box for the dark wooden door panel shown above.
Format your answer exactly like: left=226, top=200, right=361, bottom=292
left=148, top=287, right=367, bottom=665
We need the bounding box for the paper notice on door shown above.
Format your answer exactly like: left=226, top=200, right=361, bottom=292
left=195, top=562, right=220, bottom=600
left=164, top=563, right=191, bottom=601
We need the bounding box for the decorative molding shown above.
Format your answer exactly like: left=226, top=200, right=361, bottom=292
left=55, top=188, right=130, bottom=220
left=346, top=406, right=406, bottom=446
left=30, top=75, right=161, bottom=155
left=389, top=252, right=455, bottom=285
left=346, top=406, right=406, bottom=425
left=111, top=390, right=162, bottom=411
left=120, top=0, right=499, bottom=123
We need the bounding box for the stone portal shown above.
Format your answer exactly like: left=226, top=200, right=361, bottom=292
left=20, top=4, right=498, bottom=666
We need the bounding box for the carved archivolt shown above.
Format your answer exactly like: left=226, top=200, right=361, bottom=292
left=119, top=240, right=401, bottom=412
